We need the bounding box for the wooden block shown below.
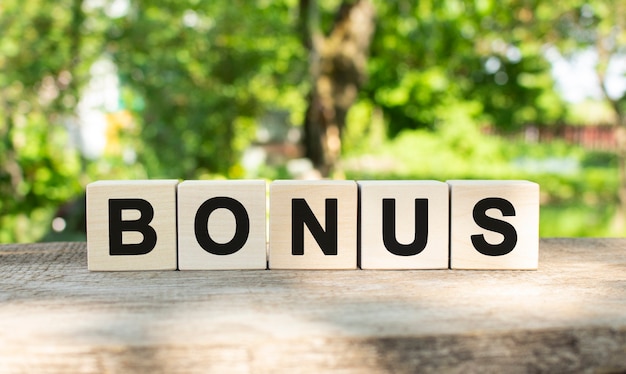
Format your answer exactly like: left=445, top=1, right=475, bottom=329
left=358, top=180, right=449, bottom=269
left=87, top=180, right=178, bottom=271
left=269, top=180, right=357, bottom=269
left=177, top=180, right=267, bottom=270
left=448, top=180, right=539, bottom=270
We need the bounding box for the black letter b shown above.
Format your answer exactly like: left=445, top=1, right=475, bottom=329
left=108, top=199, right=158, bottom=256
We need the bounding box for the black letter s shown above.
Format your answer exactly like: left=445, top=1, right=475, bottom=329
left=470, top=197, right=517, bottom=256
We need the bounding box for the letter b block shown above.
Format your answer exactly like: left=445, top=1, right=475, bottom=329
left=448, top=180, right=539, bottom=270
left=269, top=180, right=357, bottom=269
left=87, top=180, right=179, bottom=271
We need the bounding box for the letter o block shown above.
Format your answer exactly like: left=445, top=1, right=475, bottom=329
left=177, top=180, right=267, bottom=270
left=87, top=180, right=179, bottom=271
left=448, top=180, right=539, bottom=270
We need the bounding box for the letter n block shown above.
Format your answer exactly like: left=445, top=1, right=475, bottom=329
left=177, top=180, right=267, bottom=270
left=358, top=180, right=449, bottom=269
left=87, top=180, right=179, bottom=271
left=448, top=180, right=539, bottom=270
left=269, top=180, right=357, bottom=269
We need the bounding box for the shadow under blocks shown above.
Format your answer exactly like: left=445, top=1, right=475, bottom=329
left=86, top=179, right=539, bottom=271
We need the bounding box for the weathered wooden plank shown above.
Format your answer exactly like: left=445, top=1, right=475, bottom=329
left=0, top=239, right=624, bottom=373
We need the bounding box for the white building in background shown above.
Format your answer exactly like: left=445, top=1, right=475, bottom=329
left=75, top=56, right=120, bottom=159
left=71, top=55, right=136, bottom=165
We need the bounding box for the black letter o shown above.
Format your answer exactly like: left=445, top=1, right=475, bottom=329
left=194, top=197, right=250, bottom=256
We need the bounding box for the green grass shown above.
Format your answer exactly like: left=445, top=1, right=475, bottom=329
left=539, top=202, right=616, bottom=237
left=341, top=128, right=623, bottom=237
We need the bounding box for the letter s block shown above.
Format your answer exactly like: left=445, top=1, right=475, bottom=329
left=448, top=180, right=539, bottom=270
left=177, top=180, right=267, bottom=270
left=87, top=180, right=179, bottom=271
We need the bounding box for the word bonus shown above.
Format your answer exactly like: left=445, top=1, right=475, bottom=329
left=86, top=179, right=539, bottom=271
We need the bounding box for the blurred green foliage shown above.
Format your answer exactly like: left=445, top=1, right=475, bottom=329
left=0, top=0, right=624, bottom=241
left=0, top=0, right=96, bottom=242
left=365, top=1, right=567, bottom=135
left=343, top=130, right=620, bottom=237
left=108, top=0, right=308, bottom=179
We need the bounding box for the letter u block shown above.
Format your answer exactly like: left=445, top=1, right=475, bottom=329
left=87, top=180, right=179, bottom=271
left=358, top=180, right=449, bottom=269
left=448, top=180, right=540, bottom=270
left=269, top=180, right=358, bottom=269
left=177, top=180, right=267, bottom=270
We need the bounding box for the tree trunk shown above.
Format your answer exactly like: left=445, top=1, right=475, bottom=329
left=588, top=1, right=626, bottom=234
left=598, top=61, right=626, bottom=234
left=300, top=0, right=375, bottom=177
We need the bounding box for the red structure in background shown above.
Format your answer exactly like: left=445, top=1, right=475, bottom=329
left=486, top=124, right=617, bottom=151
left=547, top=125, right=616, bottom=151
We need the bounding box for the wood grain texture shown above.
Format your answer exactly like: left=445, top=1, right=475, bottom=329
left=86, top=180, right=179, bottom=271
left=448, top=180, right=540, bottom=270
left=0, top=239, right=625, bottom=373
left=358, top=180, right=449, bottom=269
left=269, top=180, right=357, bottom=269
left=177, top=180, right=267, bottom=270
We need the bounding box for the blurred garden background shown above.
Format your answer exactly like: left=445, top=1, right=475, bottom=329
left=1, top=0, right=625, bottom=242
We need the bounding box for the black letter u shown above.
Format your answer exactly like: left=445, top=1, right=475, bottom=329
left=382, top=198, right=428, bottom=256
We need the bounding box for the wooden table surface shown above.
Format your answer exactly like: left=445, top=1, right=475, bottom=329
left=0, top=239, right=624, bottom=373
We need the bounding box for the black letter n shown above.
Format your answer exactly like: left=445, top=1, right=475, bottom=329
left=108, top=199, right=158, bottom=256
left=292, top=198, right=338, bottom=256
